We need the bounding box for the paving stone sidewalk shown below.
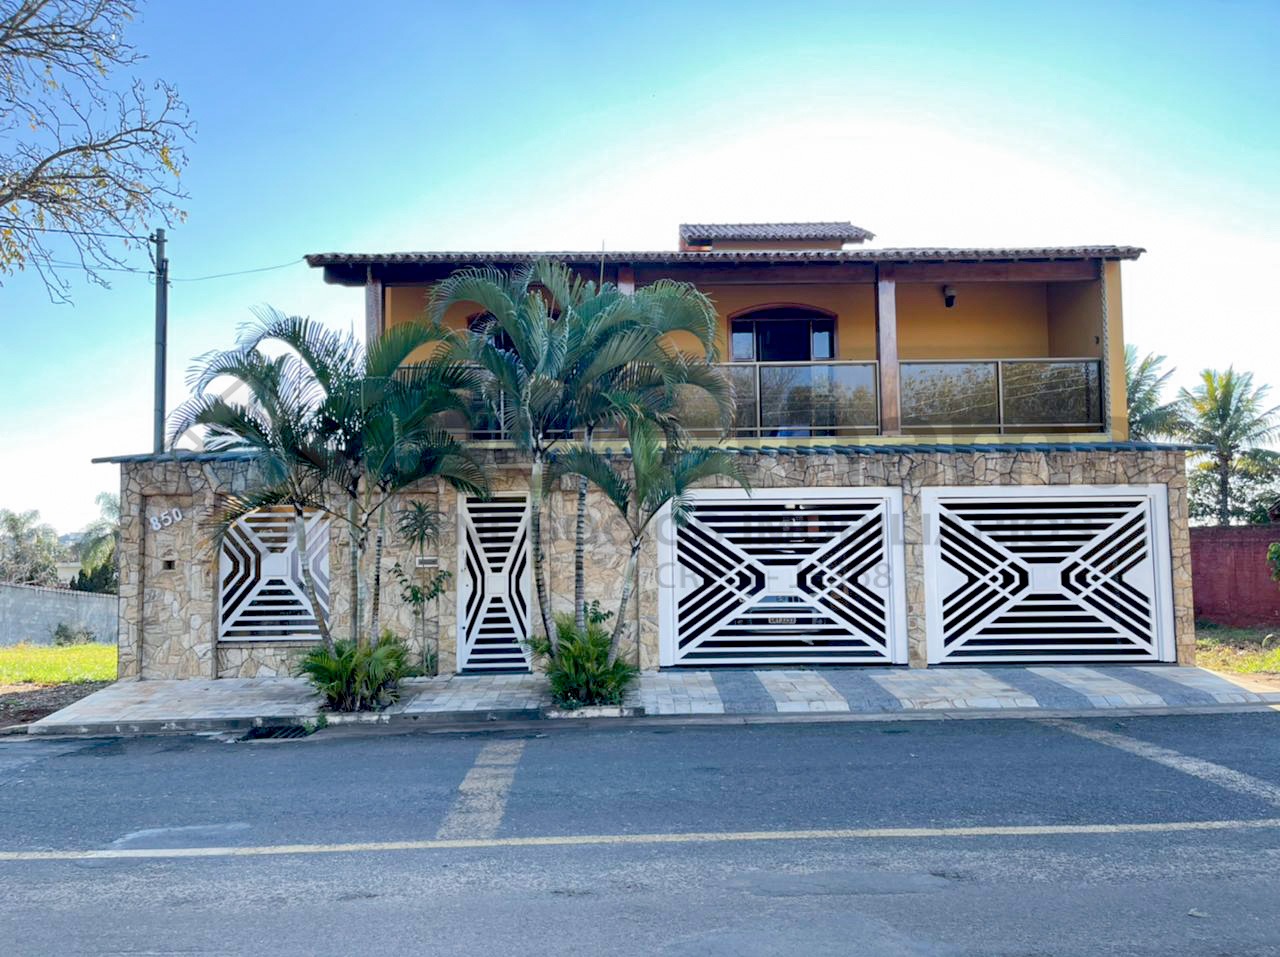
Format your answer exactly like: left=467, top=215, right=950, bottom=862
left=26, top=665, right=1279, bottom=736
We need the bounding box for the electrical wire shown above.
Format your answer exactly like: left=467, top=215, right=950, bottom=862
left=43, top=256, right=305, bottom=282
left=171, top=259, right=302, bottom=282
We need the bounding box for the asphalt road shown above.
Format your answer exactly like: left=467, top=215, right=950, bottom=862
left=3, top=713, right=1280, bottom=956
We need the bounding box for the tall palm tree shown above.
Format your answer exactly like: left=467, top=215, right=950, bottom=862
left=550, top=416, right=749, bottom=663
left=1177, top=367, right=1280, bottom=525
left=430, top=261, right=733, bottom=645
left=169, top=345, right=339, bottom=646
left=236, top=312, right=483, bottom=643
left=558, top=279, right=731, bottom=631
left=170, top=311, right=484, bottom=647
left=1124, top=345, right=1182, bottom=440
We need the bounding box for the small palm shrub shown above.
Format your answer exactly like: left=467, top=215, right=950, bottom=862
left=531, top=616, right=638, bottom=709
left=295, top=632, right=417, bottom=711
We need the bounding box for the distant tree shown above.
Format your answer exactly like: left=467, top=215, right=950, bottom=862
left=1188, top=449, right=1280, bottom=526
left=0, top=0, right=192, bottom=302
left=76, top=491, right=120, bottom=569
left=1177, top=368, right=1280, bottom=525
left=1124, top=345, right=1181, bottom=440
left=0, top=508, right=61, bottom=585
left=71, top=559, right=116, bottom=593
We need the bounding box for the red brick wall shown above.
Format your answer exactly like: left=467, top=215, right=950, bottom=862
left=1191, top=525, right=1280, bottom=627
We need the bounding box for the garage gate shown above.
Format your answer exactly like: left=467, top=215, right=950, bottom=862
left=658, top=488, right=908, bottom=666
left=923, top=485, right=1175, bottom=664
left=658, top=485, right=1176, bottom=668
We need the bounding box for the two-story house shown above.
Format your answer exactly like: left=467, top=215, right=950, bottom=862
left=104, top=222, right=1194, bottom=679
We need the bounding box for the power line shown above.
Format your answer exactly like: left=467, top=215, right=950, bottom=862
left=23, top=225, right=148, bottom=241
left=171, top=258, right=303, bottom=283
left=45, top=256, right=305, bottom=282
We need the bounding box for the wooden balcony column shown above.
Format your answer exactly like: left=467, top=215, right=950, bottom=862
left=875, top=263, right=902, bottom=435
left=364, top=266, right=384, bottom=343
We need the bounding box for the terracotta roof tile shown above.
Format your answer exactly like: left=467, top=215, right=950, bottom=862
left=305, top=245, right=1144, bottom=268
left=679, top=221, right=874, bottom=244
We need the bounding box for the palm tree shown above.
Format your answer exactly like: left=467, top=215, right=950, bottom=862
left=77, top=492, right=121, bottom=572
left=1124, top=346, right=1181, bottom=440
left=550, top=416, right=749, bottom=664
left=558, top=279, right=731, bottom=632
left=1177, top=367, right=1280, bottom=525
left=430, top=261, right=733, bottom=644
left=169, top=345, right=339, bottom=646
left=170, top=310, right=485, bottom=648
left=236, top=312, right=483, bottom=643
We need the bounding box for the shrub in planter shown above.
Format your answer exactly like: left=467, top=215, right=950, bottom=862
left=530, top=616, right=638, bottom=709
left=295, top=632, right=417, bottom=711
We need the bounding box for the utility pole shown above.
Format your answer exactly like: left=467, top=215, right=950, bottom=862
left=151, top=228, right=169, bottom=453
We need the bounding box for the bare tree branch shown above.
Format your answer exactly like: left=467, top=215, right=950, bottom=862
left=0, top=0, right=192, bottom=302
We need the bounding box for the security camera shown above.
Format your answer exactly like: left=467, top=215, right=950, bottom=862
left=943, top=285, right=957, bottom=309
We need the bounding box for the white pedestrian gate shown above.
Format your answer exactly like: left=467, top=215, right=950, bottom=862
left=658, top=488, right=907, bottom=666
left=457, top=495, right=533, bottom=671
left=923, top=485, right=1175, bottom=663
left=219, top=507, right=330, bottom=640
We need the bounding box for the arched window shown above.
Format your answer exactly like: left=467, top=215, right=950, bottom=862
left=729, top=306, right=835, bottom=362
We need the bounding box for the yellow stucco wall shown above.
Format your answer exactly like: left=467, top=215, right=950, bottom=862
left=895, top=282, right=1049, bottom=359
left=1104, top=261, right=1129, bottom=440
left=380, top=267, right=1127, bottom=440
left=1046, top=280, right=1104, bottom=357
left=384, top=278, right=1104, bottom=363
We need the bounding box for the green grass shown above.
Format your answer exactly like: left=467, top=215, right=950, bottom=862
left=0, top=643, right=118, bottom=686
left=1195, top=623, right=1280, bottom=675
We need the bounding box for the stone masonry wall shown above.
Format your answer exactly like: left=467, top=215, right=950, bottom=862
left=118, top=447, right=1192, bottom=679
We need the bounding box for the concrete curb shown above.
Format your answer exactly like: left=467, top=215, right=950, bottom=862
left=19, top=699, right=1280, bottom=739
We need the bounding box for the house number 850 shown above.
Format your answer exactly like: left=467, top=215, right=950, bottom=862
left=149, top=508, right=183, bottom=531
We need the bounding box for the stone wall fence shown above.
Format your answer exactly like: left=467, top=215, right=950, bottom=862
left=0, top=582, right=119, bottom=646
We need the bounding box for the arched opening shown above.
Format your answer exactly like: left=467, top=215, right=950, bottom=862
left=723, top=305, right=876, bottom=438
left=728, top=305, right=837, bottom=362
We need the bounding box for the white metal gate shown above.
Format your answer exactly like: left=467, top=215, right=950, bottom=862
left=219, top=507, right=330, bottom=640
left=658, top=488, right=907, bottom=666
left=457, top=495, right=533, bottom=671
left=923, top=485, right=1175, bottom=663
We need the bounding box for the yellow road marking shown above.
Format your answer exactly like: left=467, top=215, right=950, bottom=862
left=435, top=740, right=526, bottom=840
left=2, top=818, right=1278, bottom=862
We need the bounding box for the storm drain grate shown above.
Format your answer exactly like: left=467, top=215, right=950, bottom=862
left=239, top=724, right=314, bottom=741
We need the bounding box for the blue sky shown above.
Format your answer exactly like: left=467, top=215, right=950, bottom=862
left=2, top=0, right=1277, bottom=531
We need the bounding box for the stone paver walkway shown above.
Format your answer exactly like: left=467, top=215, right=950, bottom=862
left=27, top=666, right=1280, bottom=735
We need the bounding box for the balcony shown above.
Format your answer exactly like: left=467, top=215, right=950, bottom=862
left=899, top=358, right=1103, bottom=434
left=680, top=357, right=1102, bottom=438
left=449, top=357, right=1104, bottom=441
left=680, top=361, right=879, bottom=438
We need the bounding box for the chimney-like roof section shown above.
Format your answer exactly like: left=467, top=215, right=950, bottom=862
left=679, top=221, right=874, bottom=245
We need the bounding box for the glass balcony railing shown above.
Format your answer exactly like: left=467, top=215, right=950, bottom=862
left=440, top=356, right=1103, bottom=441
left=680, top=361, right=880, bottom=438
left=900, top=358, right=1103, bottom=434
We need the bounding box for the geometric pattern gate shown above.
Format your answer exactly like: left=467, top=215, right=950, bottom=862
left=457, top=495, right=532, bottom=672
left=658, top=488, right=907, bottom=666
left=923, top=485, right=1176, bottom=664
left=218, top=507, right=331, bottom=640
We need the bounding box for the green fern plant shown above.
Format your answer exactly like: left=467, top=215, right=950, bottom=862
left=529, top=616, right=638, bottom=709
left=295, top=632, right=416, bottom=711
